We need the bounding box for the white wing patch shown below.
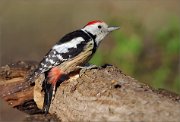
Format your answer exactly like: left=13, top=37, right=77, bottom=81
left=49, top=59, right=55, bottom=64
left=52, top=37, right=85, bottom=53
left=57, top=54, right=64, bottom=60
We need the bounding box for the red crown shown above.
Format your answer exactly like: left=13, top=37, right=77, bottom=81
left=85, top=20, right=103, bottom=26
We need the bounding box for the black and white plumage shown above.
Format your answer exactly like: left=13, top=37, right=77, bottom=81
left=28, top=20, right=119, bottom=114
left=31, top=30, right=95, bottom=79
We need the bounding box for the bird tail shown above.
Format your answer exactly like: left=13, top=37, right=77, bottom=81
left=42, top=78, right=56, bottom=115
left=42, top=67, right=63, bottom=114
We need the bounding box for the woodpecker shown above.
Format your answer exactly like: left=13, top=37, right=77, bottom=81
left=28, top=20, right=119, bottom=114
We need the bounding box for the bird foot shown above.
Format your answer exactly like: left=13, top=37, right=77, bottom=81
left=77, top=64, right=98, bottom=77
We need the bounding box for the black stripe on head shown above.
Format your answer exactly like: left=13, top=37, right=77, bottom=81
left=86, top=31, right=96, bottom=40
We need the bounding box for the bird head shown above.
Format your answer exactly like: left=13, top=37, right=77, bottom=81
left=82, top=20, right=120, bottom=45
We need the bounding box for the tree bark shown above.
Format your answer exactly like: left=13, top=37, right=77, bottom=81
left=0, top=61, right=180, bottom=121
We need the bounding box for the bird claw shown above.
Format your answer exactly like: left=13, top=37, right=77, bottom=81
left=77, top=64, right=98, bottom=77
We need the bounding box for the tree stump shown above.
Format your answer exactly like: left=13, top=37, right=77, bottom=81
left=0, top=61, right=180, bottom=121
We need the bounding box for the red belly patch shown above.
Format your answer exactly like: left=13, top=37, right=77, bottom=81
left=48, top=67, right=63, bottom=86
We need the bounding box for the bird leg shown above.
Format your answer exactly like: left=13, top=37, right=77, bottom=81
left=77, top=63, right=98, bottom=77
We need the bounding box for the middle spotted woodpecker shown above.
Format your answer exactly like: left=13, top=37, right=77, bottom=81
left=28, top=20, right=119, bottom=114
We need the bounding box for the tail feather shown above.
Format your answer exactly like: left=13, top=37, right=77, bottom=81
left=42, top=78, right=55, bottom=115
left=42, top=67, right=64, bottom=114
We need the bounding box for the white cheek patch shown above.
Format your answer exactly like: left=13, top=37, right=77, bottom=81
left=53, top=37, right=84, bottom=53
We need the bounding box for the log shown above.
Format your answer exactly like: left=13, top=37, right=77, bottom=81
left=0, top=61, right=35, bottom=108
left=0, top=61, right=180, bottom=121
left=50, top=66, right=180, bottom=121
left=0, top=61, right=60, bottom=121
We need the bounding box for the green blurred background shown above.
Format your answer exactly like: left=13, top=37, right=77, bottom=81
left=0, top=0, right=179, bottom=94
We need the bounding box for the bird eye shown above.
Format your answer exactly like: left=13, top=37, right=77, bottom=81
left=98, top=25, right=102, bottom=29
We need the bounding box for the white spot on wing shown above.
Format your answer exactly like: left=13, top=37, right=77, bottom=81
left=49, top=59, right=55, bottom=64
left=52, top=37, right=84, bottom=53
left=53, top=51, right=56, bottom=54
left=52, top=55, right=56, bottom=58
left=57, top=55, right=64, bottom=60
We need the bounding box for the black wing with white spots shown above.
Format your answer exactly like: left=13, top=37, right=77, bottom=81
left=36, top=49, right=63, bottom=73
left=28, top=30, right=95, bottom=83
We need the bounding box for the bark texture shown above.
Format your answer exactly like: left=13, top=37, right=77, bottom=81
left=0, top=61, right=180, bottom=122
left=50, top=66, right=180, bottom=121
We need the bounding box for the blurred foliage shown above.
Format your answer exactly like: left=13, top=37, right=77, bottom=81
left=90, top=17, right=180, bottom=94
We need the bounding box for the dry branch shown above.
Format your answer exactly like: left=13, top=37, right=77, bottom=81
left=0, top=61, right=180, bottom=121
